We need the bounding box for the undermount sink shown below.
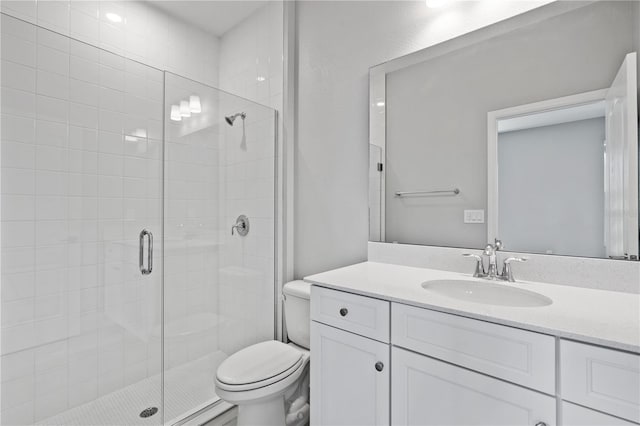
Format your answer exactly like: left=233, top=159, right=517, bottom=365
left=421, top=279, right=552, bottom=307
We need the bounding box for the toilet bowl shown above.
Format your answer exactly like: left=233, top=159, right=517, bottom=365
left=216, top=341, right=309, bottom=425
left=214, top=281, right=311, bottom=426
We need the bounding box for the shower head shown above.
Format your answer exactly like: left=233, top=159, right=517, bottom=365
left=225, top=112, right=246, bottom=126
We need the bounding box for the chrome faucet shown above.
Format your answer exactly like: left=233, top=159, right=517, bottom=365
left=483, top=239, right=503, bottom=279
left=463, top=239, right=528, bottom=282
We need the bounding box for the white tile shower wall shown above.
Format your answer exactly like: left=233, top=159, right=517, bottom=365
left=163, top=75, right=221, bottom=373
left=161, top=72, right=277, bottom=416
left=217, top=98, right=276, bottom=356
left=0, top=16, right=164, bottom=424
left=0, top=0, right=220, bottom=87
left=1, top=2, right=282, bottom=423
left=218, top=1, right=283, bottom=109
left=217, top=2, right=282, bottom=353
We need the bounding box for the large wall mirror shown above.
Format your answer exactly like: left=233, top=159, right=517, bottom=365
left=369, top=0, right=640, bottom=261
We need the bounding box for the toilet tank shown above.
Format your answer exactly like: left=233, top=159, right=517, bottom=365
left=283, top=280, right=311, bottom=349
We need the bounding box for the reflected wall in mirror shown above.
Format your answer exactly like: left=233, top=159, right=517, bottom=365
left=369, top=0, right=640, bottom=260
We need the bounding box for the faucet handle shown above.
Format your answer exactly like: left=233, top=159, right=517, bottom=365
left=501, top=257, right=528, bottom=282
left=463, top=253, right=485, bottom=277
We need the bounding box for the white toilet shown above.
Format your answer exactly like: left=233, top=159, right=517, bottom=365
left=215, top=281, right=311, bottom=426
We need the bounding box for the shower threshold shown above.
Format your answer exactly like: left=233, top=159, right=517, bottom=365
left=37, top=351, right=228, bottom=426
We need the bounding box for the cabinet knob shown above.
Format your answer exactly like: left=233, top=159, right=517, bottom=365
left=534, top=422, right=547, bottom=426
left=375, top=361, right=384, bottom=372
left=339, top=308, right=348, bottom=317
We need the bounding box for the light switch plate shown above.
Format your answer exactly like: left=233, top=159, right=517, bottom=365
left=464, top=209, right=485, bottom=224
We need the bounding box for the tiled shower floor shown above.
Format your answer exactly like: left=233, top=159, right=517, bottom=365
left=37, top=351, right=228, bottom=426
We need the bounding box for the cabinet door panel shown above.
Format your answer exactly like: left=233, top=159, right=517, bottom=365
left=562, top=402, right=638, bottom=426
left=392, top=347, right=556, bottom=426
left=311, top=322, right=389, bottom=425
left=561, top=340, right=640, bottom=423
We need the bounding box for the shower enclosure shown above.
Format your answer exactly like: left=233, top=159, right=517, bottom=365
left=0, top=15, right=276, bottom=425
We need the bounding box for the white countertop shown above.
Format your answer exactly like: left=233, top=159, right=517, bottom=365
left=304, top=261, right=640, bottom=353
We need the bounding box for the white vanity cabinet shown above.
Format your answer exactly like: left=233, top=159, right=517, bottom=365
left=391, top=303, right=556, bottom=426
left=310, top=286, right=391, bottom=425
left=392, top=346, right=556, bottom=425
left=309, top=284, right=640, bottom=426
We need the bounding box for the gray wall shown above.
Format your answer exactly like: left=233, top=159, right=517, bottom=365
left=498, top=118, right=606, bottom=258
left=384, top=1, right=638, bottom=250
left=294, top=0, right=552, bottom=277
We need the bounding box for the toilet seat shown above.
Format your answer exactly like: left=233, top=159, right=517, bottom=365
left=217, top=358, right=304, bottom=392
left=216, top=341, right=305, bottom=392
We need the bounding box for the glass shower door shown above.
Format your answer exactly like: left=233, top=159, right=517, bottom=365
left=0, top=16, right=276, bottom=424
left=163, top=73, right=276, bottom=422
left=0, top=18, right=163, bottom=425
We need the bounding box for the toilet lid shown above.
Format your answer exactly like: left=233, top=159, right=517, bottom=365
left=216, top=341, right=303, bottom=386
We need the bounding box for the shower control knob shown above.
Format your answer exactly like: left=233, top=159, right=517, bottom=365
left=534, top=422, right=547, bottom=426
left=339, top=308, right=348, bottom=317
left=231, top=215, right=249, bottom=237
left=375, top=362, right=384, bottom=372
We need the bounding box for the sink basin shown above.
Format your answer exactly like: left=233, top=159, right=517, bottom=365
left=421, top=279, right=552, bottom=307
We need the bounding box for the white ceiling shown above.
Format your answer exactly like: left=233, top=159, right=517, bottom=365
left=150, top=1, right=268, bottom=37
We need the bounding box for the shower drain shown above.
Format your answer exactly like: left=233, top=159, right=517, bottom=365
left=139, top=407, right=158, bottom=418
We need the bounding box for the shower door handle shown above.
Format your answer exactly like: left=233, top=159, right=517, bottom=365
left=139, top=229, right=153, bottom=275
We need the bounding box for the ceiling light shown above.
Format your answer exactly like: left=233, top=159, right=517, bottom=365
left=180, top=100, right=191, bottom=118
left=105, top=12, right=122, bottom=23
left=376, top=101, right=385, bottom=107
left=170, top=105, right=182, bottom=121
left=425, top=0, right=451, bottom=8
left=256, top=76, right=266, bottom=82
left=189, top=95, right=201, bottom=114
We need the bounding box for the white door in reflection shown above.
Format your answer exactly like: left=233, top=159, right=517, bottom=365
left=489, top=52, right=638, bottom=259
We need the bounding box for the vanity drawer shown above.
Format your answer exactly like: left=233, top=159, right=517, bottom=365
left=560, top=340, right=640, bottom=423
left=392, top=303, right=556, bottom=394
left=311, top=286, right=390, bottom=342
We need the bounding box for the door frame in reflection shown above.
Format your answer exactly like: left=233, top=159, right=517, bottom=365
left=487, top=70, right=638, bottom=259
